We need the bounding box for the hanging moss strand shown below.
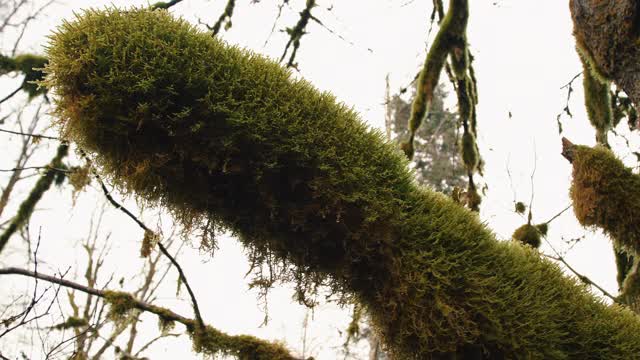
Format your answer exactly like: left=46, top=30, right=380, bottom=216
left=211, top=0, right=235, bottom=36
left=0, top=144, right=68, bottom=254
left=404, top=0, right=468, bottom=159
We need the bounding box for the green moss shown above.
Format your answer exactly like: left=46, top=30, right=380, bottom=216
left=512, top=224, right=541, bottom=249
left=140, top=229, right=159, bottom=258
left=536, top=223, right=548, bottom=237
left=578, top=49, right=612, bottom=145
left=569, top=145, right=640, bottom=256
left=407, top=0, right=469, bottom=158
left=52, top=316, right=89, bottom=330
left=514, top=202, right=526, bottom=214
left=621, top=260, right=640, bottom=312
left=211, top=0, right=235, bottom=36
left=103, top=290, right=137, bottom=320
left=0, top=144, right=68, bottom=254
left=460, top=131, right=478, bottom=172
left=186, top=321, right=296, bottom=360
left=0, top=53, right=48, bottom=98
left=45, top=8, right=640, bottom=358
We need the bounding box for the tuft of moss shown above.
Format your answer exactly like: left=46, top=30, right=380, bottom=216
left=512, top=224, right=541, bottom=249
left=140, top=230, right=159, bottom=258
left=52, top=316, right=89, bottom=330
left=514, top=202, right=526, bottom=214
left=45, top=8, right=640, bottom=358
left=103, top=290, right=137, bottom=320
left=187, top=321, right=296, bottom=360
left=569, top=145, right=640, bottom=255
left=536, top=223, right=548, bottom=237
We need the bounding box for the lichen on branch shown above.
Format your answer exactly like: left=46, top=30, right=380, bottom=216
left=44, top=8, right=640, bottom=358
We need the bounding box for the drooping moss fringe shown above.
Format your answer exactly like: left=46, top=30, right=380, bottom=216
left=568, top=145, right=640, bottom=256
left=45, top=8, right=640, bottom=359
left=0, top=144, right=68, bottom=254
left=404, top=0, right=468, bottom=158
left=0, top=53, right=48, bottom=98
left=577, top=48, right=613, bottom=146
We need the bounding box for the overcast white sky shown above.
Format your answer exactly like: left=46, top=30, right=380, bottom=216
left=1, top=0, right=638, bottom=358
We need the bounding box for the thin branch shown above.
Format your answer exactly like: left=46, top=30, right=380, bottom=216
left=83, top=153, right=205, bottom=329
left=544, top=254, right=618, bottom=303
left=543, top=204, right=572, bottom=225
left=150, top=0, right=184, bottom=10
left=0, top=127, right=60, bottom=140
left=0, top=165, right=68, bottom=173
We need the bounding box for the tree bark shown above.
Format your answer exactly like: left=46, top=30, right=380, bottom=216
left=570, top=0, right=640, bottom=108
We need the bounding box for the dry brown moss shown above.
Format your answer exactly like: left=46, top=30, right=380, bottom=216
left=45, top=8, right=640, bottom=359
left=570, top=145, right=640, bottom=255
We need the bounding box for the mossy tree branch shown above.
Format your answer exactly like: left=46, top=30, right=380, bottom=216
left=280, top=0, right=315, bottom=69
left=570, top=0, right=640, bottom=109
left=0, top=267, right=301, bottom=360
left=404, top=0, right=482, bottom=211
left=210, top=0, right=235, bottom=36
left=150, top=0, right=184, bottom=10
left=563, top=138, right=640, bottom=311
left=0, top=53, right=48, bottom=99
left=43, top=8, right=640, bottom=358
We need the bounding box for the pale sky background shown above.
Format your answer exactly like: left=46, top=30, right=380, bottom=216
left=1, top=0, right=639, bottom=359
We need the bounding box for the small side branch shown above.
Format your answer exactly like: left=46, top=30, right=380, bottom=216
left=84, top=153, right=205, bottom=329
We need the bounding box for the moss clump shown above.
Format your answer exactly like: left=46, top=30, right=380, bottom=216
left=140, top=230, right=159, bottom=258
left=514, top=202, right=526, bottom=214
left=103, top=290, right=137, bottom=320
left=536, top=223, right=548, bottom=237
left=52, top=316, right=89, bottom=330
left=45, top=8, right=640, bottom=358
left=187, top=322, right=296, bottom=360
left=569, top=145, right=640, bottom=255
left=512, top=224, right=541, bottom=249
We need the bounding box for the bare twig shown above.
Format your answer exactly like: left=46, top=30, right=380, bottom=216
left=0, top=127, right=60, bottom=140
left=83, top=154, right=205, bottom=329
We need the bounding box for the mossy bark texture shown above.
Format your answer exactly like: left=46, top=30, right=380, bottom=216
left=569, top=145, right=640, bottom=257
left=570, top=0, right=640, bottom=108
left=45, top=8, right=640, bottom=359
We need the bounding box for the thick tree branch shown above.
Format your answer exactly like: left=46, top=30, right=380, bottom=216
left=570, top=0, right=640, bottom=108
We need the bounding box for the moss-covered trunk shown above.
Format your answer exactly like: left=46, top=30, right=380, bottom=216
left=44, top=8, right=640, bottom=359
left=570, top=0, right=640, bottom=109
